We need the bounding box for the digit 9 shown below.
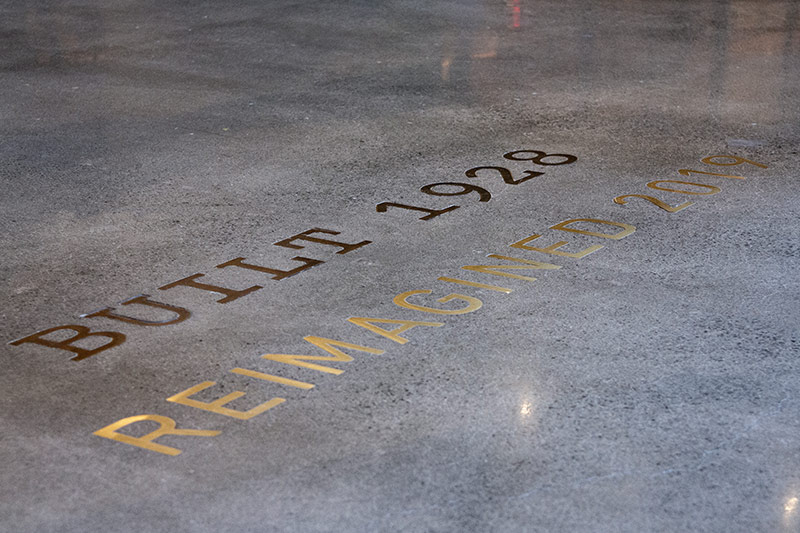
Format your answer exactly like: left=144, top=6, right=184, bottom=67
left=702, top=155, right=767, bottom=168
left=421, top=182, right=491, bottom=202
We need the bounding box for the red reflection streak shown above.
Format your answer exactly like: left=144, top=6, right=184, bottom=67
left=511, top=0, right=521, bottom=28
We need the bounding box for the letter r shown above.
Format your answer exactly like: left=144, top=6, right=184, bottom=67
left=93, top=414, right=220, bottom=456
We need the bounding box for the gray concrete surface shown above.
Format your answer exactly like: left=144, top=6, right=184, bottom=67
left=1, top=0, right=799, bottom=531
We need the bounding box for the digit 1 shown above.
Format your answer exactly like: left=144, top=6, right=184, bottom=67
left=375, top=202, right=460, bottom=220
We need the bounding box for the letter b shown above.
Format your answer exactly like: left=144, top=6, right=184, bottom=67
left=10, top=325, right=125, bottom=361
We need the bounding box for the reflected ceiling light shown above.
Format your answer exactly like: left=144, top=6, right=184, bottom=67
left=441, top=56, right=452, bottom=81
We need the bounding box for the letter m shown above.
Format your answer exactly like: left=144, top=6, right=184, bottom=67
left=261, top=336, right=384, bottom=375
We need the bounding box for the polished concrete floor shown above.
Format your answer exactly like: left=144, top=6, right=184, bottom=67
left=2, top=1, right=799, bottom=531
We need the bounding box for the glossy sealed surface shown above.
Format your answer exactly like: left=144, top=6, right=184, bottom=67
left=1, top=0, right=799, bottom=531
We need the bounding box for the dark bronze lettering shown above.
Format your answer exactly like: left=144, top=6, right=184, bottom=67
left=159, top=274, right=261, bottom=303
left=81, top=295, right=191, bottom=326
left=10, top=325, right=126, bottom=361
left=464, top=166, right=543, bottom=185
left=217, top=256, right=323, bottom=281
left=273, top=228, right=371, bottom=255
left=375, top=202, right=459, bottom=220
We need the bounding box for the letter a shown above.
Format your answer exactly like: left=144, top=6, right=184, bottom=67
left=347, top=317, right=443, bottom=344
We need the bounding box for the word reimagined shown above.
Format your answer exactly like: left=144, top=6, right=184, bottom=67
left=8, top=151, right=767, bottom=456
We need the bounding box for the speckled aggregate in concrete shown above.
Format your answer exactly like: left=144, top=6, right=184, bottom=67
left=1, top=1, right=799, bottom=532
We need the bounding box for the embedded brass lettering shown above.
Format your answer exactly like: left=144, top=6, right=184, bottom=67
left=510, top=234, right=603, bottom=259
left=437, top=277, right=513, bottom=293
left=347, top=317, right=444, bottom=344
left=375, top=202, right=460, bottom=220
left=503, top=150, right=577, bottom=166
left=701, top=155, right=767, bottom=168
left=646, top=180, right=721, bottom=195
left=216, top=256, right=323, bottom=281
left=612, top=194, right=693, bottom=213
left=461, top=254, right=560, bottom=282
left=230, top=367, right=315, bottom=390
left=420, top=182, right=491, bottom=202
left=392, top=290, right=483, bottom=315
left=81, top=295, right=191, bottom=326
left=261, top=336, right=385, bottom=375
left=10, top=325, right=126, bottom=361
left=69, top=148, right=771, bottom=458
left=550, top=218, right=636, bottom=240
left=158, top=273, right=262, bottom=303
left=167, top=381, right=285, bottom=419
left=678, top=169, right=744, bottom=180
left=274, top=228, right=371, bottom=255
left=464, top=166, right=543, bottom=185
left=93, top=414, right=220, bottom=456
left=611, top=153, right=758, bottom=215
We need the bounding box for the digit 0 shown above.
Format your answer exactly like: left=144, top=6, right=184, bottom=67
left=646, top=180, right=720, bottom=195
